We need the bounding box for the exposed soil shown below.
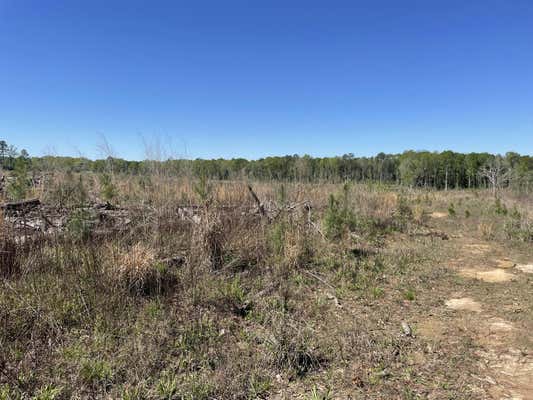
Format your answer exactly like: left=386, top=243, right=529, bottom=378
left=516, top=264, right=533, bottom=274
left=458, top=268, right=515, bottom=283
left=424, top=217, right=533, bottom=399
left=445, top=297, right=483, bottom=312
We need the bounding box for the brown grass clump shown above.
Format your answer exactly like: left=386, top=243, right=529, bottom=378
left=0, top=211, right=20, bottom=278
left=478, top=221, right=495, bottom=240
left=191, top=211, right=226, bottom=270
left=111, top=242, right=164, bottom=293
left=0, top=234, right=19, bottom=278
left=412, top=203, right=427, bottom=224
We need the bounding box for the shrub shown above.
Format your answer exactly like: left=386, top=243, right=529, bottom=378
left=494, top=198, right=507, bottom=215
left=193, top=174, right=212, bottom=203
left=99, top=173, right=117, bottom=202
left=66, top=208, right=94, bottom=241
left=394, top=195, right=413, bottom=230
left=323, top=193, right=357, bottom=240
left=7, top=160, right=30, bottom=201
left=448, top=203, right=456, bottom=217
left=46, top=171, right=88, bottom=208
left=267, top=220, right=287, bottom=256
left=504, top=207, right=533, bottom=242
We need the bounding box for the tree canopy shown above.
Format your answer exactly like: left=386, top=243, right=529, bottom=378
left=2, top=139, right=532, bottom=191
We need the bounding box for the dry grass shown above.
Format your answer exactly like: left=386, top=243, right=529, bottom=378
left=0, top=174, right=531, bottom=399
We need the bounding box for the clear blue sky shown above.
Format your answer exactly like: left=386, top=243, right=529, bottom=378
left=1, top=0, right=532, bottom=160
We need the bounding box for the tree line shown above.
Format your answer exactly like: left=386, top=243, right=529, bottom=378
left=1, top=139, right=532, bottom=191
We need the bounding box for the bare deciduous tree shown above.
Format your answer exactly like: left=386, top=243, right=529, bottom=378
left=478, top=156, right=511, bottom=197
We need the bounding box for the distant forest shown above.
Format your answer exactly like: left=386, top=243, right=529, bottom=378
left=1, top=140, right=532, bottom=190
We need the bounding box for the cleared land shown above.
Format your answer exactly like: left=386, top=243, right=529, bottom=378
left=1, top=175, right=532, bottom=399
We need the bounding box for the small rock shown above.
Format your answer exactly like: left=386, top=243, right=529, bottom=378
left=401, top=321, right=413, bottom=337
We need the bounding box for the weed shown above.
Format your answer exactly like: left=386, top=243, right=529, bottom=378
left=79, top=359, right=113, bottom=387
left=156, top=371, right=178, bottom=400
left=248, top=374, right=271, bottom=399
left=494, top=198, right=508, bottom=215
left=32, top=385, right=62, bottom=400
left=121, top=385, right=146, bottom=400
left=175, top=316, right=218, bottom=355
left=504, top=207, right=533, bottom=242
left=218, top=276, right=250, bottom=316
left=448, top=203, right=456, bottom=217
left=371, top=286, right=384, bottom=299
left=403, top=289, right=416, bottom=301
left=306, top=385, right=332, bottom=400
left=395, top=195, right=413, bottom=229
left=269, top=317, right=322, bottom=377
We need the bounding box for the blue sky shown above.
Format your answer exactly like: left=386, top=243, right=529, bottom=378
left=1, top=0, right=532, bottom=160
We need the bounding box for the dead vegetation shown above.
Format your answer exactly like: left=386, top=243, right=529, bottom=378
left=0, top=172, right=531, bottom=399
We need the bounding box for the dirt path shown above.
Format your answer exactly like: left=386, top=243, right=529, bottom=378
left=422, top=218, right=533, bottom=399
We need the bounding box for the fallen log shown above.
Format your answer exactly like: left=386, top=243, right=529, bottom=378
left=0, top=198, right=41, bottom=212
left=410, top=230, right=449, bottom=240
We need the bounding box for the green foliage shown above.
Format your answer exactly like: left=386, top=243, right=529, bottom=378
left=156, top=371, right=178, bottom=400
left=504, top=207, right=533, bottom=242
left=7, top=146, right=533, bottom=190
left=448, top=203, right=456, bottom=217
left=66, top=208, right=93, bottom=241
left=47, top=171, right=88, bottom=208
left=277, top=183, right=287, bottom=207
left=493, top=198, right=508, bottom=215
left=220, top=276, right=249, bottom=315
left=175, top=316, right=218, bottom=354
left=371, top=286, right=384, bottom=299
left=267, top=220, right=287, bottom=255
left=99, top=173, right=116, bottom=202
left=178, top=376, right=213, bottom=400
left=403, top=289, right=416, bottom=301
left=121, top=385, right=146, bottom=400
left=306, top=385, right=332, bottom=400
left=193, top=174, right=211, bottom=203
left=7, top=159, right=31, bottom=200
left=79, top=359, right=113, bottom=386
left=269, top=319, right=321, bottom=376
left=32, top=385, right=62, bottom=400
left=0, top=384, right=21, bottom=400
left=248, top=374, right=271, bottom=399
left=323, top=192, right=358, bottom=240
left=394, top=195, right=413, bottom=230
